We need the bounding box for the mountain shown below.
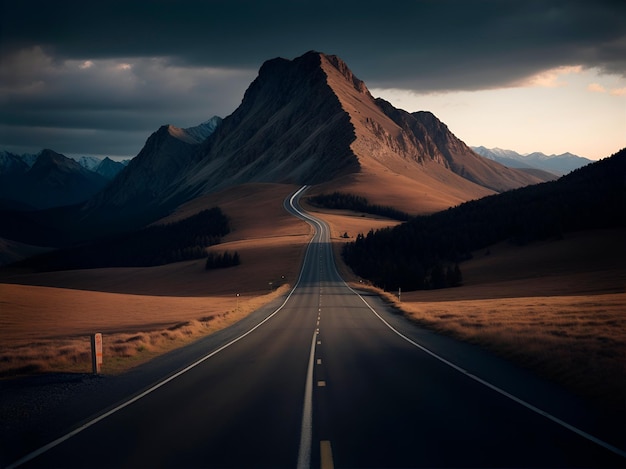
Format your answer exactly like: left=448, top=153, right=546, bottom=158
left=86, top=51, right=547, bottom=224
left=95, top=157, right=126, bottom=179
left=74, top=155, right=102, bottom=171
left=0, top=149, right=109, bottom=210
left=81, top=118, right=222, bottom=229
left=18, top=153, right=39, bottom=168
left=372, top=103, right=551, bottom=192
left=524, top=151, right=593, bottom=175
left=0, top=151, right=29, bottom=176
left=472, top=146, right=593, bottom=175
left=181, top=116, right=223, bottom=143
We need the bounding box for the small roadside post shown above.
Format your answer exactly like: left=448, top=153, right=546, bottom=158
left=91, top=333, right=103, bottom=374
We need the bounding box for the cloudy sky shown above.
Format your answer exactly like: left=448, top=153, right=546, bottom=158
left=1, top=0, right=624, bottom=160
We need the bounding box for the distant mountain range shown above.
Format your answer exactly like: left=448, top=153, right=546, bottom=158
left=0, top=117, right=222, bottom=212
left=471, top=146, right=593, bottom=176
left=0, top=150, right=130, bottom=209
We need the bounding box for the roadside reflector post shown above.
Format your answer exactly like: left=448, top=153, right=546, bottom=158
left=91, top=333, right=103, bottom=374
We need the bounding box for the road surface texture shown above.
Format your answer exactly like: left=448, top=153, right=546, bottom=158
left=4, top=186, right=625, bottom=468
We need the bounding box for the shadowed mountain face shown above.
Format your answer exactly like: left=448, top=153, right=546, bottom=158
left=86, top=125, right=201, bottom=210
left=84, top=51, right=548, bottom=226
left=181, top=53, right=359, bottom=195
left=0, top=149, right=109, bottom=210
left=94, top=157, right=126, bottom=180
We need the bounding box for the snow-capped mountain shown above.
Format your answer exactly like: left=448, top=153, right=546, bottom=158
left=73, top=155, right=102, bottom=171
left=181, top=116, right=223, bottom=143
left=0, top=151, right=38, bottom=168
left=0, top=151, right=30, bottom=175
left=472, top=146, right=593, bottom=175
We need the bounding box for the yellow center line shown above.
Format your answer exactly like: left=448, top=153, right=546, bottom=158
left=320, top=440, right=335, bottom=469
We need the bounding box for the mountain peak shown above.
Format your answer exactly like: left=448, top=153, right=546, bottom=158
left=167, top=125, right=198, bottom=144
left=321, top=53, right=370, bottom=95
left=32, top=149, right=83, bottom=174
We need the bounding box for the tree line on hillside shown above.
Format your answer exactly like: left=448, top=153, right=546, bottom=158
left=205, top=250, right=241, bottom=270
left=307, top=192, right=410, bottom=221
left=342, top=149, right=626, bottom=292
left=16, top=207, right=231, bottom=270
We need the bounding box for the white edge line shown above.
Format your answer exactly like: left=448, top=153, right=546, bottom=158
left=289, top=187, right=626, bottom=461
left=297, top=331, right=317, bottom=469
left=9, top=186, right=317, bottom=469
left=342, top=280, right=626, bottom=460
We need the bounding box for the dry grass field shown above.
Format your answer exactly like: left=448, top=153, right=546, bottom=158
left=0, top=282, right=291, bottom=375
left=1, top=184, right=624, bottom=413
left=0, top=183, right=310, bottom=375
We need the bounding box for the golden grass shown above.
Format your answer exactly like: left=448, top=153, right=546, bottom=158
left=0, top=283, right=291, bottom=376
left=366, top=286, right=626, bottom=406
left=0, top=183, right=309, bottom=376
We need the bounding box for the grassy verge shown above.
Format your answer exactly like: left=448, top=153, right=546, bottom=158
left=0, top=284, right=291, bottom=377
left=360, top=283, right=626, bottom=409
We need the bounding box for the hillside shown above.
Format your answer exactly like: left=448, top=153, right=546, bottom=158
left=342, top=148, right=625, bottom=291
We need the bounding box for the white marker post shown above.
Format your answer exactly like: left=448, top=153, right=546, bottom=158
left=91, top=333, right=103, bottom=374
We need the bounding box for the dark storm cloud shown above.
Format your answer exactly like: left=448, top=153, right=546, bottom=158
left=0, top=49, right=256, bottom=156
left=4, top=0, right=624, bottom=88
left=1, top=0, right=624, bottom=156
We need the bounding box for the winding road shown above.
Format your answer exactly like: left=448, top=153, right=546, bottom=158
left=7, top=186, right=625, bottom=468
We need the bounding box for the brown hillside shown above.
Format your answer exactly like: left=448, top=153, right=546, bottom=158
left=2, top=184, right=311, bottom=297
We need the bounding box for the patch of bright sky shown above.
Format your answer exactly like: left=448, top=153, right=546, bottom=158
left=371, top=67, right=625, bottom=160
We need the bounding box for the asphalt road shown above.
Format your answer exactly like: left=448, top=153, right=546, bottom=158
left=8, top=186, right=625, bottom=468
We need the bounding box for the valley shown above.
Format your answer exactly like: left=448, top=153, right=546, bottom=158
left=1, top=51, right=624, bottom=466
left=1, top=186, right=624, bottom=468
left=1, top=185, right=623, bottom=409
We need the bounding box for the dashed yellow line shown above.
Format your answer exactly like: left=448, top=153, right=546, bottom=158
left=320, top=440, right=334, bottom=469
